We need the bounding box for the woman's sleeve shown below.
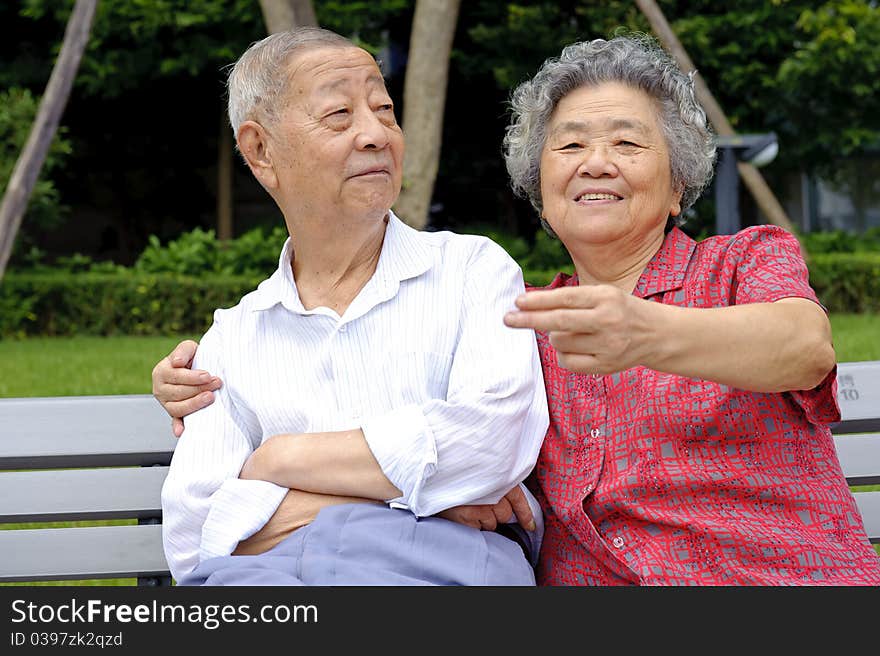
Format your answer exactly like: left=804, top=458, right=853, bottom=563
left=728, top=225, right=840, bottom=424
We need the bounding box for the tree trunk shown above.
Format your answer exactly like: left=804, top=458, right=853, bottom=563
left=258, top=0, right=317, bottom=33
left=219, top=1, right=316, bottom=240
left=393, top=0, right=462, bottom=230
left=0, top=0, right=98, bottom=282
left=217, top=107, right=234, bottom=241
left=634, top=0, right=796, bottom=233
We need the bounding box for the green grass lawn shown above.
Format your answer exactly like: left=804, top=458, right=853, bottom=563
left=0, top=335, right=198, bottom=586
left=829, top=313, right=880, bottom=362
left=0, top=335, right=200, bottom=397
left=0, top=314, right=876, bottom=398
left=1, top=314, right=877, bottom=583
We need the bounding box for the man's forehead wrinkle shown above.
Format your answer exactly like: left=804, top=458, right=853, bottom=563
left=294, top=47, right=379, bottom=76
left=284, top=46, right=375, bottom=88
left=314, top=73, right=388, bottom=96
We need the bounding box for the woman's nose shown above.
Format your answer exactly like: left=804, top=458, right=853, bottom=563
left=577, top=145, right=617, bottom=177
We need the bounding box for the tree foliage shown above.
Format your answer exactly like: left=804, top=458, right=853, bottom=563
left=0, top=87, right=72, bottom=259
left=18, top=0, right=265, bottom=97
left=3, top=0, right=880, bottom=266
left=460, top=0, right=880, bottom=176
left=652, top=0, right=880, bottom=175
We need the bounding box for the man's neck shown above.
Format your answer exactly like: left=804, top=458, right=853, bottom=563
left=287, top=212, right=389, bottom=315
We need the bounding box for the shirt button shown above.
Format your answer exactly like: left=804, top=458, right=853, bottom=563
left=339, top=325, right=347, bottom=333
left=590, top=428, right=601, bottom=438
left=612, top=536, right=625, bottom=549
left=592, top=374, right=602, bottom=380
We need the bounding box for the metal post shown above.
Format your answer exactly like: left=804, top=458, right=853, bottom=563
left=715, top=147, right=740, bottom=235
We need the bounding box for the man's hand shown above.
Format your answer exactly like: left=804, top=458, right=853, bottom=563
left=437, top=485, right=536, bottom=532
left=151, top=339, right=222, bottom=437
left=232, top=489, right=381, bottom=555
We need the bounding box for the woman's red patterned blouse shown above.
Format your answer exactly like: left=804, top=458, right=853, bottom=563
left=528, top=225, right=880, bottom=585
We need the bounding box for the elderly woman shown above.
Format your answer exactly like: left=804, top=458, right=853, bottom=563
left=153, top=35, right=880, bottom=585
left=497, top=34, right=880, bottom=585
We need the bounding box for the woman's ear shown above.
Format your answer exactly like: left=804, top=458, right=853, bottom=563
left=669, top=185, right=684, bottom=218
left=237, top=120, right=278, bottom=190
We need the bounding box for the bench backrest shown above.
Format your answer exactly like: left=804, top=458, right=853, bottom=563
left=0, top=395, right=174, bottom=585
left=829, top=360, right=880, bottom=546
left=0, top=361, right=878, bottom=584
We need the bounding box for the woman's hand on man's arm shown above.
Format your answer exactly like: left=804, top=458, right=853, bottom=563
left=151, top=339, right=222, bottom=437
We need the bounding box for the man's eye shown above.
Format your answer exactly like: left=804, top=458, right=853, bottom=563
left=618, top=140, right=640, bottom=147
left=560, top=143, right=581, bottom=150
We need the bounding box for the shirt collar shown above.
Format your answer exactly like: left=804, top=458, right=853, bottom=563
left=249, top=210, right=433, bottom=314
left=371, top=209, right=434, bottom=288
left=543, top=226, right=696, bottom=298
left=633, top=226, right=696, bottom=299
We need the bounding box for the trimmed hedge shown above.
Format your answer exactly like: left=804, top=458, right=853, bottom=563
left=808, top=252, right=880, bottom=313
left=525, top=254, right=880, bottom=312
left=1, top=253, right=877, bottom=338
left=0, top=272, right=261, bottom=338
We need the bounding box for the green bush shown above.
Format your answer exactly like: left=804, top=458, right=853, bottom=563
left=467, top=226, right=572, bottom=273
left=808, top=252, right=880, bottom=313
left=527, top=252, right=880, bottom=309
left=134, top=225, right=287, bottom=277
left=801, top=228, right=880, bottom=254
left=0, top=272, right=261, bottom=338
left=2, top=228, right=876, bottom=338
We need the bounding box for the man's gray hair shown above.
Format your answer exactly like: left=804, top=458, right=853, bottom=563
left=503, top=34, right=716, bottom=228
left=227, top=27, right=356, bottom=135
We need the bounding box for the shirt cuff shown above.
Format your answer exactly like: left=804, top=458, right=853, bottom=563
left=360, top=404, right=438, bottom=515
left=199, top=478, right=289, bottom=560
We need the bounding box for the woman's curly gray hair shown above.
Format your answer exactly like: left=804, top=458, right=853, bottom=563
left=503, top=34, right=716, bottom=230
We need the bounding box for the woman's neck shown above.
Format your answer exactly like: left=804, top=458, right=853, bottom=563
left=569, top=229, right=665, bottom=293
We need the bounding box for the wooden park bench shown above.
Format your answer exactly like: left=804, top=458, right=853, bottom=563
left=1, top=361, right=878, bottom=585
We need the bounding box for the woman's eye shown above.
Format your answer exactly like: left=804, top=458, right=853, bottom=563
left=561, top=143, right=581, bottom=150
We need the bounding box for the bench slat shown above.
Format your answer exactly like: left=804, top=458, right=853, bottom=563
left=0, top=395, right=175, bottom=469
left=833, top=434, right=880, bottom=486
left=854, top=492, right=880, bottom=544
left=833, top=360, right=880, bottom=434
left=0, top=524, right=168, bottom=582
left=0, top=467, right=167, bottom=523
left=0, top=358, right=876, bottom=585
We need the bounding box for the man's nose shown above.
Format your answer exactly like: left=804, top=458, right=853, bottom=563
left=353, top=109, right=390, bottom=150
left=576, top=145, right=617, bottom=177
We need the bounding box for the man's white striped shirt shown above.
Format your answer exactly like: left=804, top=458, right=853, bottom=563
left=161, top=212, right=549, bottom=582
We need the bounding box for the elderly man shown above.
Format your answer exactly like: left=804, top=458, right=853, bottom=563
left=158, top=27, right=548, bottom=586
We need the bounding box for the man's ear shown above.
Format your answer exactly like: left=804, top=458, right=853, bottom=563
left=237, top=120, right=278, bottom=190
